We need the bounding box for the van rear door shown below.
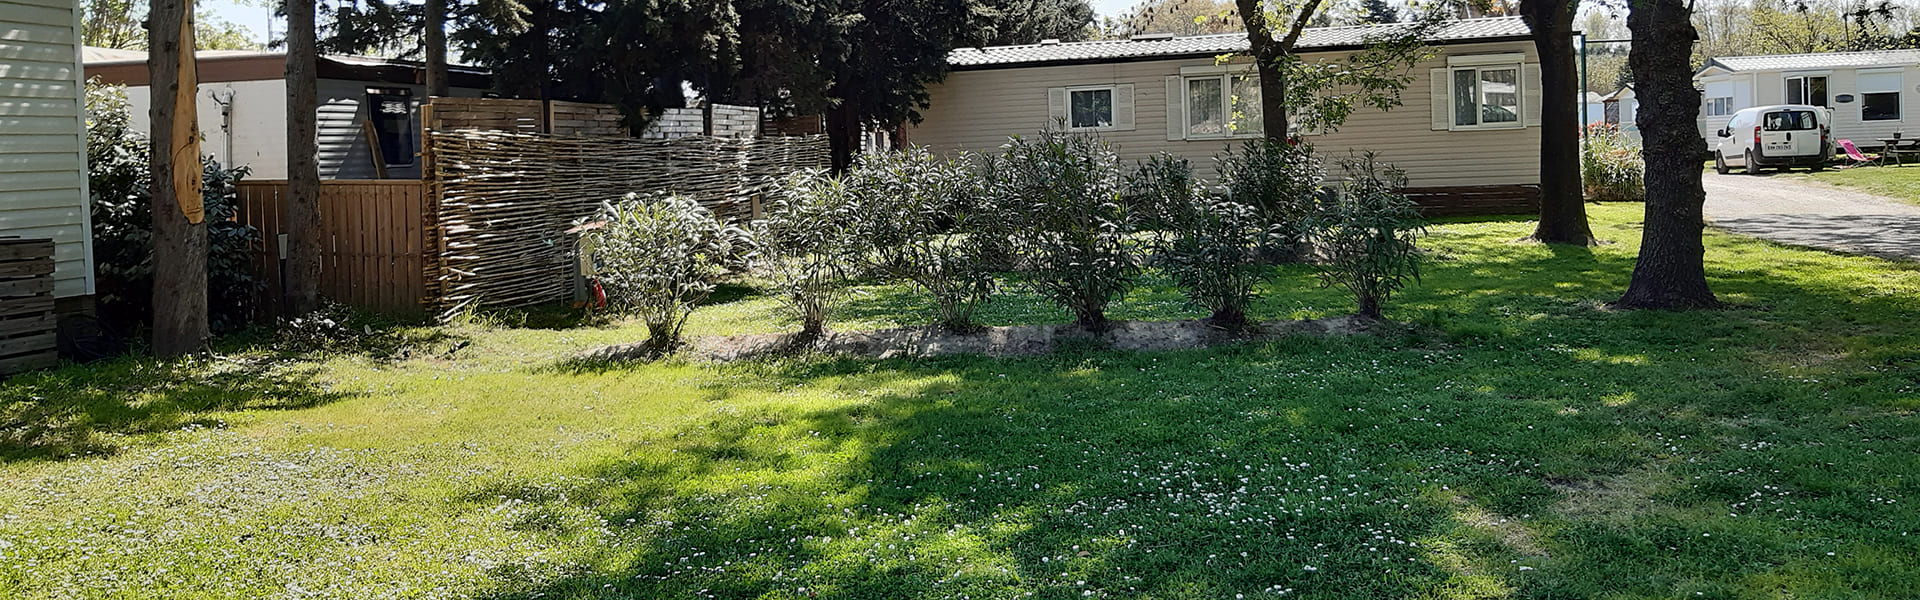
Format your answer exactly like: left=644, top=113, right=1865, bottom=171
left=1760, top=110, right=1820, bottom=157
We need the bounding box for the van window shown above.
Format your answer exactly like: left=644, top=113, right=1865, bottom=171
left=1763, top=110, right=1818, bottom=131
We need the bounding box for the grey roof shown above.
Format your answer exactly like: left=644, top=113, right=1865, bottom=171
left=1703, top=49, right=1920, bottom=73
left=949, top=16, right=1532, bottom=69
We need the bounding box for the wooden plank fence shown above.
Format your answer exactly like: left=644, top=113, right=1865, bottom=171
left=235, top=180, right=429, bottom=316
left=0, top=238, right=57, bottom=376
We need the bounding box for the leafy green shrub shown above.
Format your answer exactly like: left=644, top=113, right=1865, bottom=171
left=1155, top=186, right=1271, bottom=327
left=846, top=147, right=1004, bottom=332
left=1217, top=138, right=1324, bottom=261
left=987, top=130, right=1139, bottom=330
left=1312, top=152, right=1425, bottom=320
left=1582, top=122, right=1644, bottom=201
left=1124, top=153, right=1200, bottom=232
left=753, top=170, right=866, bottom=338
left=579, top=193, right=748, bottom=353
left=85, top=81, right=261, bottom=335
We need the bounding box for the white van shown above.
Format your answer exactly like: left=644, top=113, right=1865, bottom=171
left=1712, top=105, right=1833, bottom=174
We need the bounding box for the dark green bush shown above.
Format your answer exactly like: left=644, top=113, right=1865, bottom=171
left=1217, top=138, right=1324, bottom=261
left=1148, top=155, right=1271, bottom=328
left=988, top=130, right=1139, bottom=330
left=1312, top=152, right=1425, bottom=320
left=85, top=82, right=261, bottom=335
left=846, top=147, right=1004, bottom=332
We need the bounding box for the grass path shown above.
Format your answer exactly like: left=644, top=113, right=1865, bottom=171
left=1794, top=166, right=1920, bottom=206
left=3, top=204, right=1919, bottom=599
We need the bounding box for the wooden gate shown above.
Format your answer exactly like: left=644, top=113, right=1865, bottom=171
left=235, top=180, right=428, bottom=317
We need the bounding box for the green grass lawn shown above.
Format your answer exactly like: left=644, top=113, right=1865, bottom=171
left=4, top=204, right=1920, bottom=599
left=1790, top=164, right=1920, bottom=206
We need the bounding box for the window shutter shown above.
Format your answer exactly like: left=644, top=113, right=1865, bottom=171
left=1523, top=63, right=1543, bottom=127
left=1113, top=84, right=1136, bottom=131
left=1166, top=76, right=1184, bottom=140
left=1047, top=87, right=1068, bottom=130
left=1430, top=68, right=1450, bottom=131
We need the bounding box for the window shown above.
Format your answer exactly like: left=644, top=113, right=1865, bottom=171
left=1450, top=65, right=1522, bottom=129
left=1785, top=75, right=1829, bottom=107
left=365, top=88, right=415, bottom=167
left=1705, top=97, right=1734, bottom=116
left=1763, top=110, right=1818, bottom=131
left=1184, top=73, right=1263, bottom=138
left=1068, top=87, right=1114, bottom=130
left=1859, top=70, right=1902, bottom=122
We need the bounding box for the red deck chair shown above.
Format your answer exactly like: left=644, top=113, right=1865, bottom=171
left=1838, top=139, right=1876, bottom=166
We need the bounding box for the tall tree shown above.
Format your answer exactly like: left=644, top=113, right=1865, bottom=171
left=1117, top=0, right=1241, bottom=36
left=977, top=0, right=1096, bottom=45
left=149, top=0, right=209, bottom=355
left=85, top=0, right=266, bottom=50
left=1521, top=0, right=1594, bottom=245
left=1235, top=0, right=1327, bottom=140
left=287, top=0, right=322, bottom=315
left=1615, top=0, right=1717, bottom=309
left=425, top=0, right=449, bottom=96
left=1360, top=0, right=1400, bottom=23
left=819, top=0, right=980, bottom=171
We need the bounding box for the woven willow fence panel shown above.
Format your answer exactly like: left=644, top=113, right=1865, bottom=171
left=425, top=130, right=829, bottom=315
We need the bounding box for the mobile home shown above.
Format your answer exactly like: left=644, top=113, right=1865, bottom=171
left=1695, top=49, right=1920, bottom=148
left=2, top=0, right=95, bottom=309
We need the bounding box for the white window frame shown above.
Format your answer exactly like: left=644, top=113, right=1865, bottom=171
left=1177, top=66, right=1268, bottom=140
left=1064, top=84, right=1119, bottom=132
left=1705, top=96, right=1734, bottom=117
left=1784, top=72, right=1831, bottom=107
left=1857, top=68, right=1903, bottom=122
left=1447, top=63, right=1526, bottom=131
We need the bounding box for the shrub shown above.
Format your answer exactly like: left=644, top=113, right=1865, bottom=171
left=85, top=81, right=261, bottom=335
left=1217, top=138, right=1324, bottom=261
left=1124, top=153, right=1200, bottom=232
left=1582, top=123, right=1645, bottom=201
left=753, top=169, right=866, bottom=338
left=1156, top=190, right=1271, bottom=328
left=988, top=130, right=1139, bottom=330
left=579, top=193, right=748, bottom=353
left=846, top=147, right=1004, bottom=332
left=1312, top=152, right=1425, bottom=320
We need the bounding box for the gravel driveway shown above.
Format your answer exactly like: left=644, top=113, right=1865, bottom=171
left=1703, top=172, right=1920, bottom=261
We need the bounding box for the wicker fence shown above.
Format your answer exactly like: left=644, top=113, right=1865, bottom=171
left=424, top=130, right=829, bottom=315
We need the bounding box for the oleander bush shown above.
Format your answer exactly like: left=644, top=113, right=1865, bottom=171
left=1217, top=138, right=1324, bottom=261
left=753, top=170, right=867, bottom=338
left=846, top=147, right=1006, bottom=333
left=1582, top=122, right=1645, bottom=201
left=1313, top=152, right=1425, bottom=319
left=987, top=130, right=1140, bottom=330
left=1154, top=177, right=1272, bottom=327
left=579, top=193, right=749, bottom=353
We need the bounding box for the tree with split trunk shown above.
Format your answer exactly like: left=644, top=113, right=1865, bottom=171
left=1234, top=0, right=1325, bottom=141
left=1519, top=0, right=1596, bottom=245
left=148, top=0, right=208, bottom=355
left=1615, top=0, right=1719, bottom=309
left=286, top=0, right=321, bottom=315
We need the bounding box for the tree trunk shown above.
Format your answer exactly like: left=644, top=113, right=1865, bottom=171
left=286, top=0, right=322, bottom=315
left=1616, top=0, right=1718, bottom=310
left=425, top=0, right=449, bottom=97
left=148, top=0, right=208, bottom=356
left=1522, top=0, right=1595, bottom=246
left=825, top=101, right=860, bottom=173
left=1236, top=0, right=1323, bottom=141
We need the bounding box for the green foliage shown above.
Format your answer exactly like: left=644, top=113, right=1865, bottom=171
left=989, top=130, right=1139, bottom=330
left=846, top=148, right=1005, bottom=333
left=1216, top=138, right=1324, bottom=260
left=1146, top=156, right=1271, bottom=327
left=754, top=170, right=867, bottom=337
left=1313, top=152, right=1424, bottom=319
left=85, top=83, right=262, bottom=335
left=82, top=0, right=266, bottom=50
left=1582, top=123, right=1645, bottom=202
left=580, top=194, right=749, bottom=353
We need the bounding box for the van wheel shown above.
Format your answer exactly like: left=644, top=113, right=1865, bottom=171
left=1744, top=151, right=1762, bottom=175
left=1811, top=161, right=1826, bottom=172
left=1715, top=152, right=1730, bottom=175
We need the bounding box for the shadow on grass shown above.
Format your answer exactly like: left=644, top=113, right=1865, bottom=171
left=0, top=355, right=360, bottom=463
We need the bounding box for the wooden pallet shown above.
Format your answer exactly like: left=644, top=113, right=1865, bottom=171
left=0, top=237, right=58, bottom=376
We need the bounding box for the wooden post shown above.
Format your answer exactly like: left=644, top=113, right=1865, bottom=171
left=148, top=0, right=208, bottom=356
left=286, top=0, right=322, bottom=315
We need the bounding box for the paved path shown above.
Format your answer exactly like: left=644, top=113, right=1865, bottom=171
left=1703, top=173, right=1920, bottom=261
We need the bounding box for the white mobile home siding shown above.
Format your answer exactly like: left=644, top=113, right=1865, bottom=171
left=1698, top=64, right=1920, bottom=147
left=1, top=0, right=93, bottom=299
left=911, top=40, right=1543, bottom=188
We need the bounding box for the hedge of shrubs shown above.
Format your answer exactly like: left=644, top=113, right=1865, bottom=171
left=1581, top=123, right=1645, bottom=202
left=578, top=131, right=1427, bottom=353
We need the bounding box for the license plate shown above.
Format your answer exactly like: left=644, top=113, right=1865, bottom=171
left=1766, top=141, right=1792, bottom=150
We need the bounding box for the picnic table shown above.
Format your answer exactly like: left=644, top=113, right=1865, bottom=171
left=1876, top=138, right=1920, bottom=166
